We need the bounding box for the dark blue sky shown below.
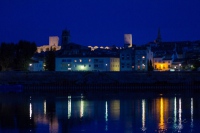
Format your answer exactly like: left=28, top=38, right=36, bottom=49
left=0, top=0, right=200, bottom=47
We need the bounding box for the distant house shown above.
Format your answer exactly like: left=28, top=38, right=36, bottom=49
left=28, top=59, right=43, bottom=71
left=171, top=58, right=185, bottom=71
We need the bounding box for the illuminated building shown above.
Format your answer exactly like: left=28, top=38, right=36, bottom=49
left=153, top=51, right=174, bottom=71
left=37, top=36, right=61, bottom=53
left=55, top=56, right=120, bottom=71
left=120, top=46, right=152, bottom=71
left=120, top=48, right=135, bottom=71
left=134, top=47, right=149, bottom=71
left=153, top=56, right=172, bottom=71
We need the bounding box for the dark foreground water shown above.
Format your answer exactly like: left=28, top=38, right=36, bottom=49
left=0, top=92, right=199, bottom=133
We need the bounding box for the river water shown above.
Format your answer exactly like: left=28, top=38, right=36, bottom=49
left=0, top=92, right=199, bottom=133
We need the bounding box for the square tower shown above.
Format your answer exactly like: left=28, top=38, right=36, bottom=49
left=49, top=36, right=59, bottom=47
left=124, top=34, right=132, bottom=48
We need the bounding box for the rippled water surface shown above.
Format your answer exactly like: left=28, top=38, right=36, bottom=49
left=0, top=92, right=199, bottom=133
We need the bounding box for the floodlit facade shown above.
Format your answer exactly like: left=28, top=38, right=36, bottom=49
left=37, top=36, right=61, bottom=53
left=153, top=57, right=172, bottom=71
left=55, top=56, right=120, bottom=71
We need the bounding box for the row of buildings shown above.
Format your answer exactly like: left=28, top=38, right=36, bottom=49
left=29, top=29, right=200, bottom=72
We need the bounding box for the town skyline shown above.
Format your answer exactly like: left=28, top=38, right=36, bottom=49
left=1, top=1, right=200, bottom=46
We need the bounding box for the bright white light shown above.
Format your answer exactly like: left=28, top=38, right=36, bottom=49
left=106, top=64, right=107, bottom=66
left=80, top=65, right=84, bottom=69
left=29, top=64, right=32, bottom=66
left=29, top=103, right=32, bottom=119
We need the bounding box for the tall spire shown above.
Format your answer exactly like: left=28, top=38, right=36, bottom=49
left=156, top=28, right=162, bottom=44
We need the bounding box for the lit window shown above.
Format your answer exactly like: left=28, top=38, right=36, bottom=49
left=80, top=59, right=82, bottom=62
left=138, top=65, right=140, bottom=70
left=74, top=60, right=77, bottom=62
left=142, top=56, right=145, bottom=59
left=132, top=66, right=134, bottom=68
left=68, top=64, right=70, bottom=66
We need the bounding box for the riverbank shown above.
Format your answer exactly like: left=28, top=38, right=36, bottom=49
left=0, top=71, right=199, bottom=85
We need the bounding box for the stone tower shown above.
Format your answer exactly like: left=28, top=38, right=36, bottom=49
left=124, top=34, right=132, bottom=48
left=61, top=30, right=70, bottom=49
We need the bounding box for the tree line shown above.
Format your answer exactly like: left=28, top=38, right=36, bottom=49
left=0, top=41, right=37, bottom=71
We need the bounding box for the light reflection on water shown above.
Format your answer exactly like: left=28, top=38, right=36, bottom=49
left=0, top=93, right=199, bottom=132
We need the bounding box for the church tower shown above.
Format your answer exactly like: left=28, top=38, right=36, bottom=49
left=155, top=28, right=162, bottom=44
left=61, top=29, right=70, bottom=49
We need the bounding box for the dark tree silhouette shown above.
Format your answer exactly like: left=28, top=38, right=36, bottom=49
left=0, top=42, right=15, bottom=71
left=148, top=60, right=154, bottom=71
left=45, top=47, right=55, bottom=71
left=14, top=40, right=37, bottom=70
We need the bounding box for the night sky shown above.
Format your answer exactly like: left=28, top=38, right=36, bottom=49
left=0, top=0, right=200, bottom=47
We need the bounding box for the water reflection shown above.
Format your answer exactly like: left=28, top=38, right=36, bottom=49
left=0, top=93, right=199, bottom=133
left=141, top=99, right=146, bottom=132
left=173, top=97, right=177, bottom=129
left=68, top=95, right=71, bottom=119
left=191, top=98, right=193, bottom=131
left=110, top=100, right=120, bottom=120
left=105, top=101, right=108, bottom=131
left=178, top=98, right=183, bottom=131
left=44, top=100, right=46, bottom=115
left=80, top=98, right=84, bottom=118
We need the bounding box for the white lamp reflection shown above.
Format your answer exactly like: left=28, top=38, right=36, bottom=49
left=191, top=98, right=193, bottom=129
left=29, top=103, right=32, bottom=119
left=44, top=100, right=46, bottom=115
left=173, top=97, right=177, bottom=128
left=68, top=95, right=71, bottom=119
left=141, top=99, right=146, bottom=131
left=105, top=101, right=108, bottom=131
left=178, top=98, right=182, bottom=131
left=80, top=96, right=84, bottom=118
